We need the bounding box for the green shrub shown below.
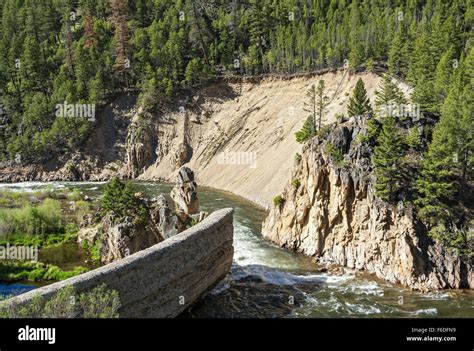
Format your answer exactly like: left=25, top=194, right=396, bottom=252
left=0, top=198, right=63, bottom=237
left=44, top=265, right=89, bottom=281
left=0, top=261, right=88, bottom=282
left=79, top=284, right=121, bottom=318
left=325, top=143, right=348, bottom=167
left=294, top=153, right=302, bottom=164
left=101, top=178, right=147, bottom=225
left=354, top=133, right=370, bottom=144
left=0, top=226, right=78, bottom=249
left=291, top=179, right=301, bottom=189
left=273, top=195, right=285, bottom=207
left=68, top=188, right=83, bottom=201
left=0, top=284, right=120, bottom=318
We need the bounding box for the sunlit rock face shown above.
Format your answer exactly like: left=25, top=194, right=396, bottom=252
left=263, top=115, right=473, bottom=291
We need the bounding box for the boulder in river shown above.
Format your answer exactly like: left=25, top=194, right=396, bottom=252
left=170, top=167, right=200, bottom=216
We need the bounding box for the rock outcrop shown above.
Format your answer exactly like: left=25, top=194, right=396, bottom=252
left=98, top=212, right=162, bottom=263
left=262, top=115, right=473, bottom=290
left=79, top=167, right=207, bottom=264
left=170, top=167, right=199, bottom=216
left=125, top=110, right=157, bottom=178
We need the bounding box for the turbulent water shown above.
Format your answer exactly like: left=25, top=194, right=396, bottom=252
left=1, top=181, right=473, bottom=318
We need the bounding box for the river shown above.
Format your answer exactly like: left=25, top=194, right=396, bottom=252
left=0, top=181, right=473, bottom=318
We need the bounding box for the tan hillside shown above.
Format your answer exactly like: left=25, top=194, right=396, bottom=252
left=138, top=69, right=411, bottom=208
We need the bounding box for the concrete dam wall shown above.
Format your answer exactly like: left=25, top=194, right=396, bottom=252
left=3, top=208, right=234, bottom=318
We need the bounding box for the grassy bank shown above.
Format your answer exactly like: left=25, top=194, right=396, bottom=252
left=0, top=189, right=96, bottom=283
left=0, top=261, right=89, bottom=282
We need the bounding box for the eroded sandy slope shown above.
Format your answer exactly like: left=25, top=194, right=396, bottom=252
left=139, top=69, right=411, bottom=208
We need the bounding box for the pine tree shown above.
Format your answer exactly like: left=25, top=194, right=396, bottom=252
left=295, top=117, right=315, bottom=144
left=415, top=48, right=474, bottom=230
left=315, top=80, right=329, bottom=131
left=302, top=81, right=329, bottom=135
left=408, top=23, right=438, bottom=115
left=388, top=26, right=408, bottom=77
left=375, top=74, right=407, bottom=111
left=415, top=125, right=456, bottom=227
left=348, top=0, right=364, bottom=68
left=347, top=78, right=372, bottom=117
left=184, top=58, right=201, bottom=88
left=109, top=0, right=129, bottom=72
left=433, top=47, right=456, bottom=115
left=372, top=116, right=404, bottom=202
left=443, top=48, right=474, bottom=183
left=303, top=84, right=317, bottom=136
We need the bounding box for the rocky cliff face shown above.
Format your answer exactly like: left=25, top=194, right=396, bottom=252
left=125, top=113, right=156, bottom=179
left=262, top=115, right=473, bottom=290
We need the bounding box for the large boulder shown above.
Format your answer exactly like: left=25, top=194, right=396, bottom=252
left=170, top=167, right=200, bottom=216
left=99, top=213, right=162, bottom=263
left=149, top=194, right=182, bottom=240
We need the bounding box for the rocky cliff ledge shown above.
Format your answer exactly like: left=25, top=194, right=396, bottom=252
left=262, top=116, right=473, bottom=291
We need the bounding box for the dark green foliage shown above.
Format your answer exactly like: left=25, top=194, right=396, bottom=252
left=273, top=194, right=285, bottom=207
left=366, top=117, right=381, bottom=141
left=416, top=49, right=473, bottom=214
left=414, top=48, right=473, bottom=255
left=375, top=75, right=407, bottom=111
left=347, top=78, right=372, bottom=117
left=295, top=116, right=315, bottom=143
left=325, top=143, right=347, bottom=167
left=0, top=0, right=471, bottom=163
left=100, top=177, right=146, bottom=224
left=372, top=116, right=405, bottom=202
left=405, top=126, right=422, bottom=150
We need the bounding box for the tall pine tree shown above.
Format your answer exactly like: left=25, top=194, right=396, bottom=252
left=347, top=78, right=372, bottom=117
left=372, top=116, right=405, bottom=202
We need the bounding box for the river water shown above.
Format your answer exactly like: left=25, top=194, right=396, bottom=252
left=0, top=181, right=473, bottom=318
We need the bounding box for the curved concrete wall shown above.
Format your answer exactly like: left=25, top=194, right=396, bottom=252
left=3, top=208, right=234, bottom=318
